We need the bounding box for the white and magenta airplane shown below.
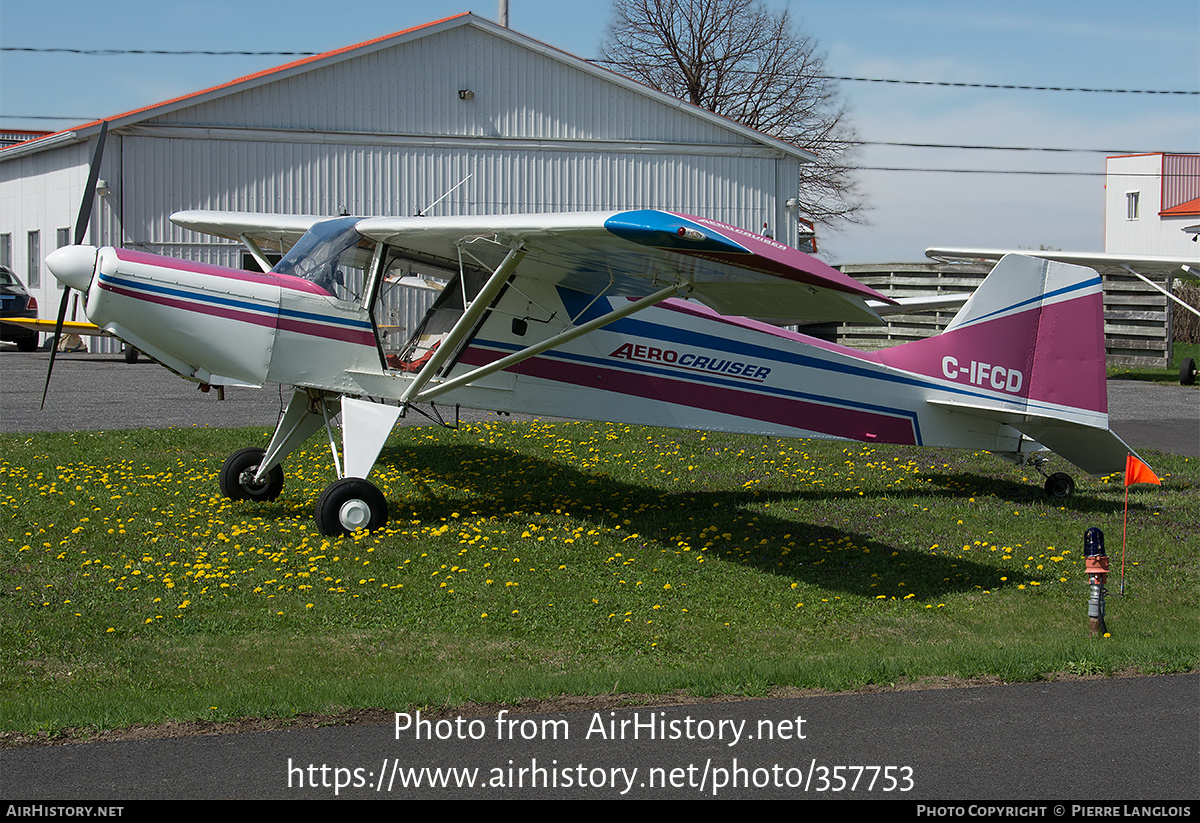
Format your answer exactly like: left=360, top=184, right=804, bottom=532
left=42, top=197, right=1150, bottom=536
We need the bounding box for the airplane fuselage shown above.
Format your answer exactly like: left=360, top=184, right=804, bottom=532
left=79, top=245, right=1101, bottom=468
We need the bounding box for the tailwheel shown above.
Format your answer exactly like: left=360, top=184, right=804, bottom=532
left=1044, top=472, right=1075, bottom=499
left=219, top=447, right=284, bottom=502
left=316, top=478, right=388, bottom=536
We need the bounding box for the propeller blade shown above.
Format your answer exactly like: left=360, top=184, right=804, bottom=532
left=42, top=121, right=108, bottom=408
left=40, top=288, right=73, bottom=409
left=74, top=121, right=108, bottom=245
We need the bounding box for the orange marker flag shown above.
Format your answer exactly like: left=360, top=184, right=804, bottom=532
left=1121, top=454, right=1161, bottom=595
left=1124, top=454, right=1161, bottom=487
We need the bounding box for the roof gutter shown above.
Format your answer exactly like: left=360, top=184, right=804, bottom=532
left=0, top=130, right=84, bottom=162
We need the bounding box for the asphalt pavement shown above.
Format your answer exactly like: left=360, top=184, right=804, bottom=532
left=2, top=675, right=1196, bottom=800
left=1, top=350, right=515, bottom=433
left=1, top=349, right=1197, bottom=802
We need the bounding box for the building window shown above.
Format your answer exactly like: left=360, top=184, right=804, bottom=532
left=1126, top=191, right=1140, bottom=221
left=27, top=231, right=40, bottom=288
left=0, top=233, right=10, bottom=268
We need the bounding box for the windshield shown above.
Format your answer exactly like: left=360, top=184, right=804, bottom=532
left=273, top=217, right=374, bottom=302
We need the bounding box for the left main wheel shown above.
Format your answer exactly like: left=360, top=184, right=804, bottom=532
left=316, top=478, right=388, bottom=536
left=1044, top=472, right=1075, bottom=499
left=219, top=447, right=284, bottom=502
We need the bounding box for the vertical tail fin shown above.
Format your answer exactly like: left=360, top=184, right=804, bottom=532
left=876, top=253, right=1108, bottom=414
left=872, top=254, right=1131, bottom=474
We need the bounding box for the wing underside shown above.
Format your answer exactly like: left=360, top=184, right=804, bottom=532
left=171, top=209, right=894, bottom=325
left=359, top=210, right=895, bottom=326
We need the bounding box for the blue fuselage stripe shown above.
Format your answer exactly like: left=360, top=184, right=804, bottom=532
left=99, top=272, right=373, bottom=330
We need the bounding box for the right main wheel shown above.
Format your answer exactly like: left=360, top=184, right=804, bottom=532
left=315, top=478, right=388, bottom=536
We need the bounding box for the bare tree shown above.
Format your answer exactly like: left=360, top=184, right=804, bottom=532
left=601, top=0, right=865, bottom=229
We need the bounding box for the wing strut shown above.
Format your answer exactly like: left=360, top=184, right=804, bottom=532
left=415, top=281, right=692, bottom=404
left=1121, top=264, right=1200, bottom=321
left=399, top=244, right=527, bottom=405
left=239, top=233, right=275, bottom=274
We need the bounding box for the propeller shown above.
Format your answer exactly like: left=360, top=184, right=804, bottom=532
left=41, top=121, right=107, bottom=409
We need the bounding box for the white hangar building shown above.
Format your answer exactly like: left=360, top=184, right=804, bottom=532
left=0, top=12, right=817, bottom=352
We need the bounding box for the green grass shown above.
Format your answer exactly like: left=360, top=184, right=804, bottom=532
left=2, top=421, right=1197, bottom=737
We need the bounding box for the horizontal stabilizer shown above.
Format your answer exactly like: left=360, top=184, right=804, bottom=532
left=867, top=293, right=971, bottom=315
left=926, top=247, right=1198, bottom=281
left=928, top=398, right=1134, bottom=475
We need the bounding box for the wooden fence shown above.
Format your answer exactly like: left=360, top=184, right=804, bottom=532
left=833, top=262, right=1195, bottom=368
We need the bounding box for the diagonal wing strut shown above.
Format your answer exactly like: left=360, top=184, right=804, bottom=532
left=413, top=280, right=692, bottom=405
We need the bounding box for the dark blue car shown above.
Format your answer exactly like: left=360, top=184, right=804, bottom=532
left=0, top=265, right=40, bottom=352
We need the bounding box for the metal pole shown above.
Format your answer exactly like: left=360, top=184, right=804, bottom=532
left=1084, top=527, right=1109, bottom=636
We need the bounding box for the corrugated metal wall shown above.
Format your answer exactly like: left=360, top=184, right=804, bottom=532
left=1162, top=154, right=1200, bottom=211
left=97, top=134, right=791, bottom=356
left=153, top=25, right=749, bottom=149
left=120, top=136, right=788, bottom=257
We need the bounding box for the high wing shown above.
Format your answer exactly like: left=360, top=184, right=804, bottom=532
left=171, top=211, right=331, bottom=257
left=357, top=210, right=895, bottom=325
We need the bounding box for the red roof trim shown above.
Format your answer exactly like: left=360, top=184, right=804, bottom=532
left=1161, top=196, right=1200, bottom=217
left=2, top=13, right=471, bottom=152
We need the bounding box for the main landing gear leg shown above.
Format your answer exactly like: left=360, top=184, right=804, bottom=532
left=219, top=387, right=337, bottom=505
left=313, top=396, right=402, bottom=537
left=218, top=390, right=401, bottom=536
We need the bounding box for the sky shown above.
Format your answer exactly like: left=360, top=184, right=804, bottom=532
left=1, top=0, right=1197, bottom=264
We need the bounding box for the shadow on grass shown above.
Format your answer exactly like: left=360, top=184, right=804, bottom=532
left=361, top=440, right=1043, bottom=603
left=917, top=471, right=1129, bottom=515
